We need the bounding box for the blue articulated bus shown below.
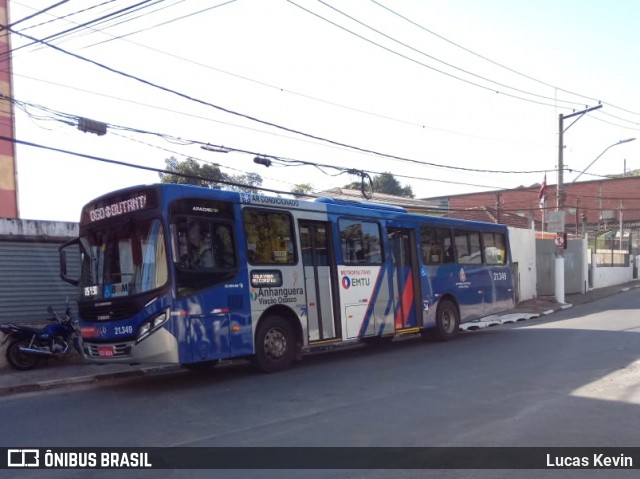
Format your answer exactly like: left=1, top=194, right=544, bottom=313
left=59, top=183, right=515, bottom=372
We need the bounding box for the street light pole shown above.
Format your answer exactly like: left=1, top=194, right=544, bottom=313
left=572, top=138, right=636, bottom=183
left=555, top=104, right=602, bottom=304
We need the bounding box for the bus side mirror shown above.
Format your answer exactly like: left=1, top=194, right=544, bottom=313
left=59, top=238, right=80, bottom=286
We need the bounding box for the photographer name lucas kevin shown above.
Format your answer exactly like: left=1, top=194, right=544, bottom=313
left=547, top=453, right=633, bottom=468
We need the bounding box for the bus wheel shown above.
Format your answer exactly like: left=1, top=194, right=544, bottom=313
left=252, top=316, right=296, bottom=373
left=433, top=299, right=460, bottom=341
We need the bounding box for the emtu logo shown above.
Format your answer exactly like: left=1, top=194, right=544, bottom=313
left=8, top=449, right=39, bottom=467
left=341, top=276, right=351, bottom=289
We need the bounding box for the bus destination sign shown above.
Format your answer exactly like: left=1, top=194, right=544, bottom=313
left=85, top=195, right=148, bottom=223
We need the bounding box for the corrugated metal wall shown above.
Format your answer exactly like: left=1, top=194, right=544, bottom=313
left=0, top=241, right=80, bottom=323
left=536, top=239, right=586, bottom=296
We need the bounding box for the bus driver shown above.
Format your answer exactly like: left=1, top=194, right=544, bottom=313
left=184, top=221, right=214, bottom=269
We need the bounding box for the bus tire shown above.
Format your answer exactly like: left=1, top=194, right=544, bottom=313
left=432, top=299, right=460, bottom=341
left=252, top=316, right=296, bottom=373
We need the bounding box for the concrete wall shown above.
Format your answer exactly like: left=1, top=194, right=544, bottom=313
left=0, top=218, right=78, bottom=238
left=565, top=239, right=588, bottom=294
left=536, top=239, right=557, bottom=296
left=508, top=227, right=536, bottom=302
left=536, top=238, right=588, bottom=296
left=591, top=254, right=634, bottom=289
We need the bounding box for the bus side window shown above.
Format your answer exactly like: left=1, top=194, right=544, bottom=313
left=483, top=232, right=507, bottom=265
left=173, top=219, right=235, bottom=270
left=178, top=220, right=215, bottom=269
left=420, top=226, right=452, bottom=264
left=454, top=230, right=482, bottom=264
left=243, top=209, right=296, bottom=265
left=339, top=219, right=382, bottom=265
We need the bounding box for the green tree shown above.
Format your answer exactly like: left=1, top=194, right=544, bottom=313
left=344, top=172, right=414, bottom=198
left=159, top=157, right=262, bottom=191
left=225, top=172, right=263, bottom=192
left=291, top=183, right=314, bottom=197
left=160, top=157, right=224, bottom=187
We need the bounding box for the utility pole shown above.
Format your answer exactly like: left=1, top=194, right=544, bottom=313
left=556, top=104, right=602, bottom=303
left=575, top=198, right=579, bottom=237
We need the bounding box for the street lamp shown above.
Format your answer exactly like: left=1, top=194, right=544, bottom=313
left=572, top=138, right=636, bottom=183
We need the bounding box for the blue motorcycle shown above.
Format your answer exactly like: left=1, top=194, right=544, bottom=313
left=0, top=300, right=82, bottom=370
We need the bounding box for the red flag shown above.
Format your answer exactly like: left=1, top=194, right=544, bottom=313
left=538, top=174, right=547, bottom=208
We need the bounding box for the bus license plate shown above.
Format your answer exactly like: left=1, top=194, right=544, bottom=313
left=98, top=346, right=114, bottom=358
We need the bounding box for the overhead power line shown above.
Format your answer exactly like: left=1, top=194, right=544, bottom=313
left=6, top=91, right=555, bottom=196
left=288, top=0, right=569, bottom=109
left=48, top=0, right=184, bottom=48
left=3, top=26, right=562, bottom=176
left=8, top=0, right=71, bottom=28
left=15, top=0, right=117, bottom=32
left=5, top=94, right=511, bottom=191
left=83, top=0, right=238, bottom=49
left=5, top=78, right=554, bottom=179
left=0, top=135, right=295, bottom=197
left=370, top=0, right=640, bottom=122
left=4, top=0, right=157, bottom=58
left=6, top=10, right=535, bottom=147
left=315, top=0, right=583, bottom=109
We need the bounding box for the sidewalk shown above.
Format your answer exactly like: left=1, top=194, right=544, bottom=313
left=1, top=280, right=638, bottom=396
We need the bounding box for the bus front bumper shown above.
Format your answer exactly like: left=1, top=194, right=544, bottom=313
left=82, top=328, right=179, bottom=364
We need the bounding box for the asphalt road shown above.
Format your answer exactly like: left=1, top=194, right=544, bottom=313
left=2, top=290, right=640, bottom=479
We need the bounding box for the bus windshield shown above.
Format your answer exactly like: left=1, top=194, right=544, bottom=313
left=79, top=218, right=168, bottom=300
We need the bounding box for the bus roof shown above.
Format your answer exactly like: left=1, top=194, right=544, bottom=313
left=82, top=183, right=510, bottom=232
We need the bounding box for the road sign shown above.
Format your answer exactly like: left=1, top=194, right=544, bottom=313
left=547, top=211, right=565, bottom=233
left=554, top=235, right=565, bottom=247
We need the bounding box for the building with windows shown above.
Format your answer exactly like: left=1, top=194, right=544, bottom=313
left=423, top=176, right=640, bottom=233
left=422, top=176, right=640, bottom=274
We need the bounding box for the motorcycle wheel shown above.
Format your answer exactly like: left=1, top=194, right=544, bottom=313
left=5, top=340, right=41, bottom=370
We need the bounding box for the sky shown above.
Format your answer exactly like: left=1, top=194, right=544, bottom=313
left=6, top=0, right=640, bottom=222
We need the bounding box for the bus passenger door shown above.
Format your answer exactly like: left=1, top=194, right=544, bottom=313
left=388, top=228, right=421, bottom=331
left=300, top=221, right=340, bottom=342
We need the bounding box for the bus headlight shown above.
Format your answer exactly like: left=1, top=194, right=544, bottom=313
left=136, top=308, right=170, bottom=344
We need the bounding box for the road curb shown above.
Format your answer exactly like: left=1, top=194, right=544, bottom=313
left=0, top=364, right=183, bottom=397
